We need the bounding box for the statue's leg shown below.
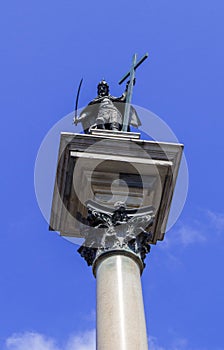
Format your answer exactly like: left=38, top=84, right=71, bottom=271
left=109, top=110, right=122, bottom=131
left=95, top=117, right=106, bottom=129
left=110, top=122, right=121, bottom=131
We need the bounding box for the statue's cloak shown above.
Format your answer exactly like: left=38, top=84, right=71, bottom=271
left=79, top=95, right=141, bottom=133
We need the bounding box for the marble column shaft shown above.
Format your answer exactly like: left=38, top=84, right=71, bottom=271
left=95, top=254, right=148, bottom=350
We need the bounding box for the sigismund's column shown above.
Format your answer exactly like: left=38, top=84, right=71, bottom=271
left=78, top=201, right=154, bottom=350
left=49, top=131, right=183, bottom=350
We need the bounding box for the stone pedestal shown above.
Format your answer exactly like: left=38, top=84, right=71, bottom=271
left=49, top=132, right=183, bottom=244
left=95, top=254, right=148, bottom=350
left=49, top=131, right=183, bottom=350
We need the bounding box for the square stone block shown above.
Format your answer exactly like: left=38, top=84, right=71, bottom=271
left=50, top=132, right=183, bottom=244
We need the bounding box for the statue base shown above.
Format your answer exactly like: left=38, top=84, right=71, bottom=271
left=89, top=128, right=141, bottom=139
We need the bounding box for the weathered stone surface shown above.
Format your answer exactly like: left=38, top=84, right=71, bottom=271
left=49, top=132, right=183, bottom=244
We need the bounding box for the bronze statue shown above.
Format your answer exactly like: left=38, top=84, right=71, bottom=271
left=74, top=53, right=148, bottom=133
left=74, top=79, right=141, bottom=133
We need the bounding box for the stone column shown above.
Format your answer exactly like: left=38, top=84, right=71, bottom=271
left=94, top=253, right=148, bottom=350
left=78, top=201, right=154, bottom=350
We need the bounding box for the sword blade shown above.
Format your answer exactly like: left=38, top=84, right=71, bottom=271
left=74, top=78, right=83, bottom=123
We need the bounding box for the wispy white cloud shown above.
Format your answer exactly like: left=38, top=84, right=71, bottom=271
left=177, top=225, right=206, bottom=246
left=4, top=330, right=95, bottom=350
left=5, top=332, right=60, bottom=350
left=206, top=210, right=224, bottom=232
left=148, top=335, right=189, bottom=350
left=66, top=330, right=95, bottom=350
left=162, top=208, right=224, bottom=250
left=148, top=335, right=166, bottom=350
left=163, top=223, right=206, bottom=249
left=170, top=336, right=188, bottom=350
left=5, top=330, right=213, bottom=350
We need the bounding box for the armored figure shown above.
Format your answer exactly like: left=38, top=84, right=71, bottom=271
left=74, top=80, right=141, bottom=134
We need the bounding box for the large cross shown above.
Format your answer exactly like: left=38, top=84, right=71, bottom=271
left=119, top=53, right=148, bottom=132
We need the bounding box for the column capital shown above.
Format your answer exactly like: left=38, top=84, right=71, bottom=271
left=77, top=200, right=154, bottom=274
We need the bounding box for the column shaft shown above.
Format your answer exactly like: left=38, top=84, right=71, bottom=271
left=96, top=254, right=148, bottom=350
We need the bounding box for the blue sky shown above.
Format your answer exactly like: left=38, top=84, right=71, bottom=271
left=1, top=0, right=224, bottom=349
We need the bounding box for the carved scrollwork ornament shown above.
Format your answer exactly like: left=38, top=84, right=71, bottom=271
left=77, top=201, right=155, bottom=269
